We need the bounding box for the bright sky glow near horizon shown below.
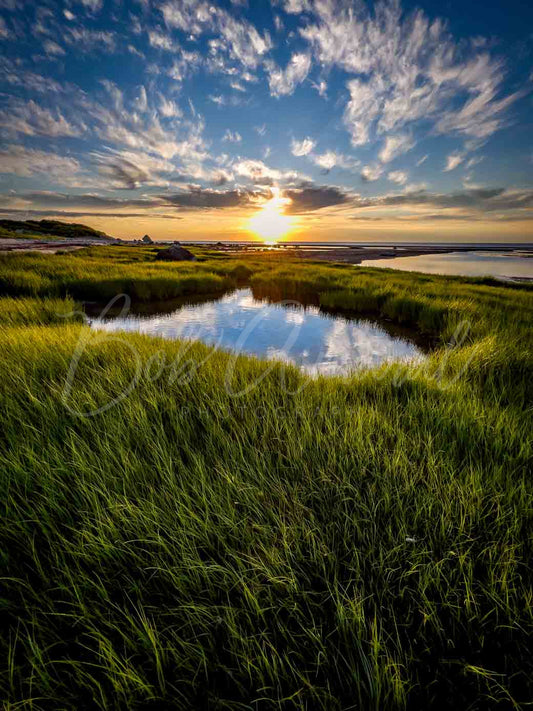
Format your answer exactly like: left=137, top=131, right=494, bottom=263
left=0, top=0, right=532, bottom=242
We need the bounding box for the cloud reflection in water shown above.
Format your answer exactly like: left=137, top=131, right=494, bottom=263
left=93, top=288, right=424, bottom=377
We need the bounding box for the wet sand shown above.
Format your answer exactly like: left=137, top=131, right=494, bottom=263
left=0, top=238, right=116, bottom=253
left=202, top=242, right=533, bottom=266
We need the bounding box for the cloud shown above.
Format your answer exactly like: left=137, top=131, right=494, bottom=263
left=100, top=79, right=124, bottom=112
left=444, top=152, right=464, bottom=171
left=77, top=89, right=209, bottom=164
left=148, top=30, right=175, bottom=51
left=284, top=185, right=352, bottom=213
left=162, top=187, right=263, bottom=209
left=223, top=129, right=242, bottom=143
left=310, top=151, right=360, bottom=173
left=91, top=150, right=169, bottom=189
left=161, top=1, right=271, bottom=70
left=80, top=0, right=103, bottom=12
left=6, top=191, right=163, bottom=209
left=0, top=58, right=74, bottom=94
left=465, top=155, right=484, bottom=169
left=282, top=0, right=312, bottom=12
left=0, top=145, right=80, bottom=178
left=311, top=79, right=327, bottom=98
left=432, top=55, right=522, bottom=139
left=266, top=52, right=311, bottom=97
left=388, top=170, right=408, bottom=185
left=291, top=137, right=315, bottom=156
left=208, top=9, right=272, bottom=69
left=0, top=99, right=81, bottom=138
left=299, top=0, right=519, bottom=147
left=416, top=154, right=428, bottom=166
left=7, top=82, right=214, bottom=185
left=0, top=208, right=182, bottom=220
left=43, top=40, right=65, bottom=56
left=135, top=86, right=148, bottom=113
left=91, top=142, right=232, bottom=188
left=63, top=27, right=116, bottom=52
left=0, top=187, right=262, bottom=213
left=4, top=185, right=532, bottom=222
left=361, top=164, right=383, bottom=182
left=233, top=159, right=300, bottom=185
left=343, top=77, right=383, bottom=145
left=379, top=134, right=414, bottom=163
left=167, top=49, right=203, bottom=82
left=160, top=0, right=212, bottom=34
left=352, top=187, right=533, bottom=214
left=158, top=95, right=182, bottom=118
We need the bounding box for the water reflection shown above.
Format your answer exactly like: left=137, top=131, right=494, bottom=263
left=361, top=251, right=533, bottom=279
left=91, top=288, right=425, bottom=376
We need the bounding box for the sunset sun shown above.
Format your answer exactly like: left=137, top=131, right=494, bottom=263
left=248, top=189, right=295, bottom=244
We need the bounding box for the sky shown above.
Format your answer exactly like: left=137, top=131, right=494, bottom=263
left=0, top=0, right=532, bottom=243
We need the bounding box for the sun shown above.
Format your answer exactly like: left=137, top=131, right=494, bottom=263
left=248, top=188, right=294, bottom=244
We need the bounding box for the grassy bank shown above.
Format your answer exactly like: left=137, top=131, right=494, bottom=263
left=0, top=247, right=532, bottom=709
left=0, top=246, right=257, bottom=301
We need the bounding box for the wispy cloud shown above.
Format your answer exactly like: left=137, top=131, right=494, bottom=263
left=291, top=137, right=316, bottom=156
left=361, top=164, right=383, bottom=182
left=223, top=129, right=242, bottom=143
left=266, top=53, right=311, bottom=97
left=300, top=0, right=520, bottom=148
left=310, top=151, right=360, bottom=173
left=42, top=40, right=65, bottom=56
left=0, top=145, right=80, bottom=178
left=161, top=1, right=271, bottom=70
left=444, top=152, right=464, bottom=171
left=0, top=99, right=82, bottom=138
left=379, top=135, right=414, bottom=163
left=388, top=170, right=408, bottom=185
left=233, top=159, right=303, bottom=186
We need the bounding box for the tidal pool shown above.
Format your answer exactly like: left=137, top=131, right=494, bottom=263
left=90, top=288, right=425, bottom=377
left=361, top=251, right=533, bottom=280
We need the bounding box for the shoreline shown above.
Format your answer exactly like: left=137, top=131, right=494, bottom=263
left=1, top=238, right=531, bottom=282
left=2, top=238, right=532, bottom=259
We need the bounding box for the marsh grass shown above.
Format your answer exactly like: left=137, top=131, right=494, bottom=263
left=0, top=247, right=532, bottom=709
left=0, top=247, right=256, bottom=302
left=0, top=296, right=81, bottom=325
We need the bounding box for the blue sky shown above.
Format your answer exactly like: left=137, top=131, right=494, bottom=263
left=0, top=0, right=532, bottom=241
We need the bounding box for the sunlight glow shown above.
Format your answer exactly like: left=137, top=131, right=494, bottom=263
left=248, top=188, right=295, bottom=243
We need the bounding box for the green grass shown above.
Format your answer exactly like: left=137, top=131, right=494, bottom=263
left=0, top=246, right=257, bottom=301
left=0, top=226, right=66, bottom=241
left=0, top=219, right=110, bottom=240
left=0, top=296, right=81, bottom=326
left=0, top=248, right=532, bottom=709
